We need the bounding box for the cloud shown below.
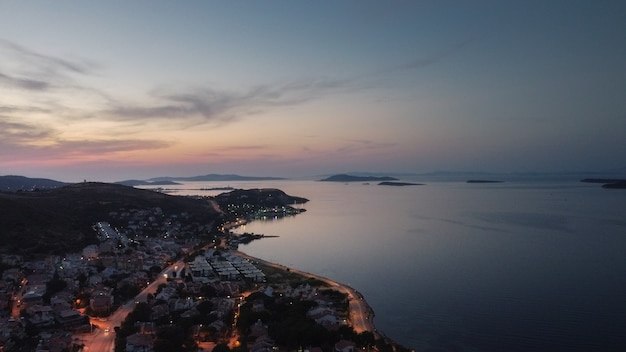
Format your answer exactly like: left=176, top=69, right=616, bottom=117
left=335, top=139, right=397, bottom=154
left=0, top=72, right=50, bottom=90
left=1, top=38, right=469, bottom=128
left=0, top=38, right=99, bottom=92
left=0, top=119, right=56, bottom=143
left=0, top=117, right=170, bottom=163
left=0, top=135, right=171, bottom=162
left=103, top=77, right=357, bottom=125
left=377, top=39, right=474, bottom=75
left=0, top=38, right=95, bottom=75
left=55, top=139, right=172, bottom=156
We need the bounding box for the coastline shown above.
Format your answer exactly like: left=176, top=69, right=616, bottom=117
left=233, top=249, right=408, bottom=350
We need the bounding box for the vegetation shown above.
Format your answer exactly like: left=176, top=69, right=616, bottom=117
left=236, top=291, right=376, bottom=351
left=0, top=182, right=221, bottom=257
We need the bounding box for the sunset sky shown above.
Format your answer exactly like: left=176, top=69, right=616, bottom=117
left=1, top=1, right=625, bottom=182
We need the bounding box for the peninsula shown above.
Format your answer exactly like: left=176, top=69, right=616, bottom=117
left=0, top=179, right=409, bottom=352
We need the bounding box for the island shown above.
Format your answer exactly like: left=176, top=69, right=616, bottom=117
left=602, top=181, right=626, bottom=189
left=580, top=178, right=626, bottom=189
left=147, top=173, right=286, bottom=182
left=580, top=178, right=626, bottom=184
left=115, top=179, right=182, bottom=186
left=466, top=180, right=503, bottom=183
left=319, top=174, right=398, bottom=182
left=378, top=181, right=423, bottom=186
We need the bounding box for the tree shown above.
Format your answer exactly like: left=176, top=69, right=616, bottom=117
left=356, top=331, right=376, bottom=348
left=43, top=272, right=67, bottom=304
left=213, top=343, right=231, bottom=352
left=196, top=301, right=214, bottom=315
left=153, top=325, right=185, bottom=352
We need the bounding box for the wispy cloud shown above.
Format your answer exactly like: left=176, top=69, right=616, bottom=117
left=103, top=77, right=358, bottom=125
left=54, top=139, right=172, bottom=156
left=376, top=38, right=474, bottom=75
left=2, top=37, right=470, bottom=128
left=0, top=38, right=99, bottom=92
left=1, top=37, right=469, bottom=164
left=0, top=117, right=170, bottom=162
left=0, top=39, right=94, bottom=75
left=335, top=139, right=397, bottom=154
left=0, top=72, right=50, bottom=90
left=0, top=119, right=55, bottom=144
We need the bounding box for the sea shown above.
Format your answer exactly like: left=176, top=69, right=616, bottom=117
left=145, top=177, right=626, bottom=351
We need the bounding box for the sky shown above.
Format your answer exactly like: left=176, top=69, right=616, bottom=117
left=1, top=1, right=625, bottom=182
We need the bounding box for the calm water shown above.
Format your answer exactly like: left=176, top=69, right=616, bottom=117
left=162, top=179, right=626, bottom=351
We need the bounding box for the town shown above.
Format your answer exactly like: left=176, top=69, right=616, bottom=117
left=0, top=194, right=404, bottom=352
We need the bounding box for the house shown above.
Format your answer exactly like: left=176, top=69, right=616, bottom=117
left=208, top=319, right=225, bottom=332
left=126, top=333, right=154, bottom=352
left=55, top=309, right=88, bottom=329
left=0, top=318, right=25, bottom=350
left=21, top=285, right=46, bottom=306
left=250, top=336, right=275, bottom=352
left=117, top=254, right=144, bottom=271
left=151, top=303, right=170, bottom=321
left=155, top=286, right=177, bottom=301
left=169, top=298, right=195, bottom=312
left=335, top=340, right=356, bottom=352
left=90, top=291, right=113, bottom=315
left=2, top=268, right=21, bottom=282
left=138, top=322, right=156, bottom=335
left=26, top=305, right=55, bottom=327
left=82, top=245, right=99, bottom=260
left=35, top=332, right=72, bottom=352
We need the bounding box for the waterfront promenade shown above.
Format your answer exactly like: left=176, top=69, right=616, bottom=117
left=233, top=250, right=378, bottom=336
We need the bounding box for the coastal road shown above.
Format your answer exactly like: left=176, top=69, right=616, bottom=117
left=75, top=260, right=185, bottom=352
left=233, top=251, right=377, bottom=336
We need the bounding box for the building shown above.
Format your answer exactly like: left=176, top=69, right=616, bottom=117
left=90, top=290, right=113, bottom=315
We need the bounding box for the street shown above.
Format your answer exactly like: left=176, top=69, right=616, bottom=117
left=74, top=260, right=185, bottom=352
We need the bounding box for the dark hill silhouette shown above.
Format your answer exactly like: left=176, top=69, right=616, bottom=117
left=0, top=175, right=68, bottom=192
left=214, top=188, right=308, bottom=207
left=0, top=182, right=221, bottom=257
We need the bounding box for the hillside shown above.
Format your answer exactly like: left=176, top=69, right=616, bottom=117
left=214, top=188, right=309, bottom=207
left=0, top=175, right=68, bottom=192
left=0, top=182, right=221, bottom=257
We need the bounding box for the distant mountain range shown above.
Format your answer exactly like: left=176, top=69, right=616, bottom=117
left=147, top=174, right=286, bottom=182
left=319, top=174, right=398, bottom=182
left=0, top=175, right=68, bottom=192
left=115, top=180, right=182, bottom=187
left=3, top=169, right=626, bottom=192
left=0, top=174, right=285, bottom=192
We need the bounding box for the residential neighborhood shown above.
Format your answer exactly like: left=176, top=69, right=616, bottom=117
left=0, top=201, right=397, bottom=352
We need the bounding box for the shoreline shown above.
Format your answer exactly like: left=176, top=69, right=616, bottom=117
left=233, top=249, right=407, bottom=350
